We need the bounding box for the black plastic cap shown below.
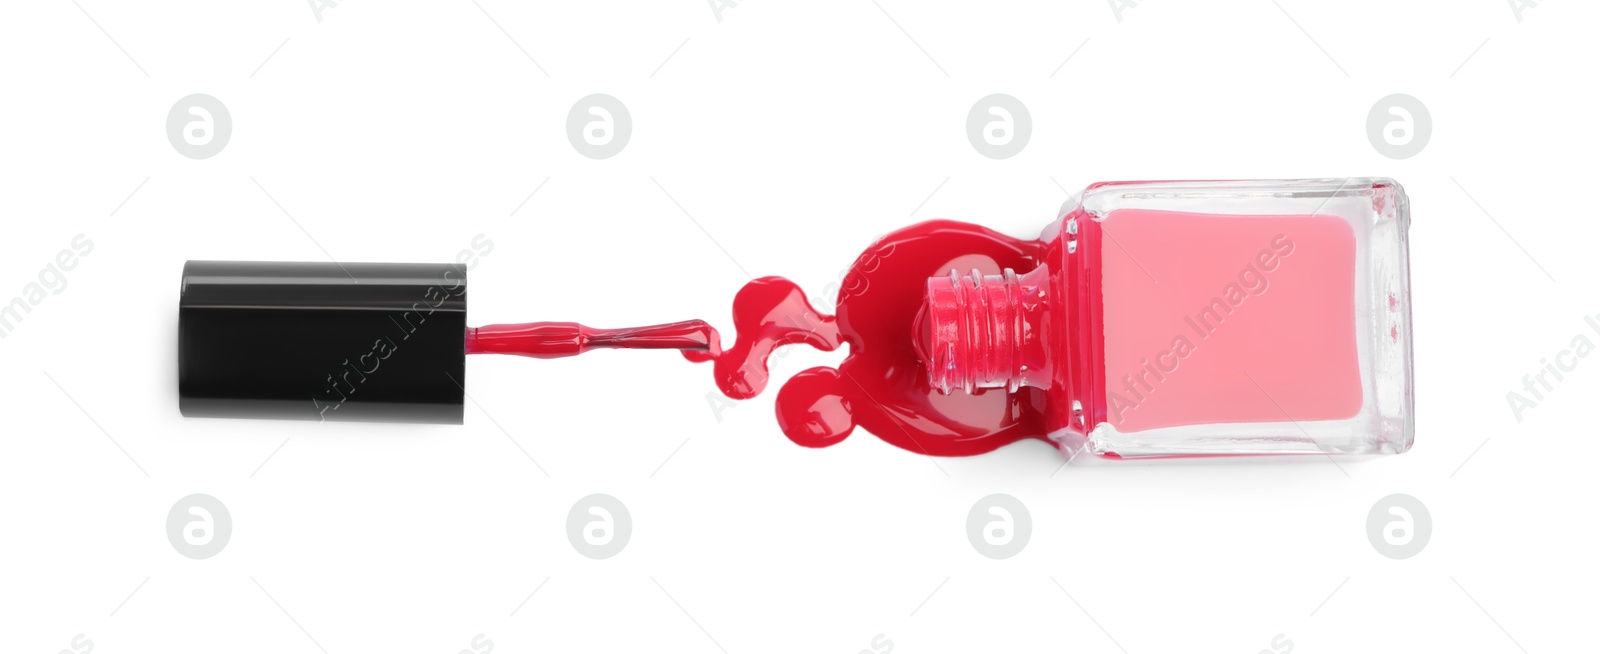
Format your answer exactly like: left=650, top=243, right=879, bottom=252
left=179, top=261, right=467, bottom=423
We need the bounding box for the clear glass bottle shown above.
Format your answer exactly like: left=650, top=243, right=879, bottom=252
left=921, top=178, right=1414, bottom=458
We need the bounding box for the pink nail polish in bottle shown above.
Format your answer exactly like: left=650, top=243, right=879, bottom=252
left=923, top=178, right=1413, bottom=457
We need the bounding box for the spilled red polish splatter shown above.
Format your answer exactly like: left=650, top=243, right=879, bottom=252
left=467, top=219, right=1052, bottom=456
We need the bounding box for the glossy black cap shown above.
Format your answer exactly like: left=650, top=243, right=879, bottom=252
left=179, top=261, right=467, bottom=423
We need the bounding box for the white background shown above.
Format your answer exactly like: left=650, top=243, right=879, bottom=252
left=2, top=1, right=1596, bottom=652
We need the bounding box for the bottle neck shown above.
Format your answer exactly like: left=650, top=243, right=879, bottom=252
left=920, top=266, right=1051, bottom=395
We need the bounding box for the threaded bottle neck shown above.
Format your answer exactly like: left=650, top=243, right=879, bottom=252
left=922, top=268, right=1045, bottom=395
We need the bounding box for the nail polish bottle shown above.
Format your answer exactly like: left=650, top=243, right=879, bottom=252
left=919, top=179, right=1413, bottom=457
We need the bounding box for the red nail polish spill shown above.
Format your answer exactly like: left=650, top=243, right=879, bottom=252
left=675, top=278, right=843, bottom=399
left=759, top=220, right=1052, bottom=455
left=468, top=219, right=1053, bottom=456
